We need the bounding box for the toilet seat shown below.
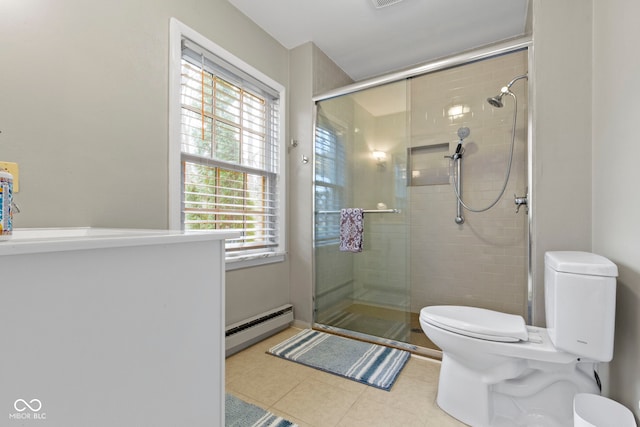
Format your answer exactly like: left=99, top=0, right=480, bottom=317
left=420, top=306, right=529, bottom=342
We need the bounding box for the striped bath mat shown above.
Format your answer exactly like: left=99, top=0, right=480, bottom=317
left=225, top=394, right=298, bottom=427
left=267, top=329, right=410, bottom=391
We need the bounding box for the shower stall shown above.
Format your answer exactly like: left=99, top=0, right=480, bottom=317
left=313, top=41, right=531, bottom=356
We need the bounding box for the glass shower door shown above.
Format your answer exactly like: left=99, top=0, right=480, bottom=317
left=313, top=49, right=529, bottom=355
left=313, top=80, right=412, bottom=346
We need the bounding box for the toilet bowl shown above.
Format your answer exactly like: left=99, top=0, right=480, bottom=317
left=420, top=309, right=599, bottom=426
left=420, top=252, right=619, bottom=427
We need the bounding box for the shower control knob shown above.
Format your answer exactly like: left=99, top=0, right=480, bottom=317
left=514, top=193, right=528, bottom=214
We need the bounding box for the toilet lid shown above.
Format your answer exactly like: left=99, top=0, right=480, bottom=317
left=421, top=306, right=529, bottom=342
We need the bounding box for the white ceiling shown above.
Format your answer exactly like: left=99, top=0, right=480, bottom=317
left=227, top=0, right=529, bottom=81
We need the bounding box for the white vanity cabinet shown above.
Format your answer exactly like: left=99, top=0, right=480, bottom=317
left=0, top=228, right=235, bottom=427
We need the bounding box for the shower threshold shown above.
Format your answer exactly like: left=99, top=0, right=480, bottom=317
left=314, top=305, right=442, bottom=359
left=313, top=323, right=441, bottom=359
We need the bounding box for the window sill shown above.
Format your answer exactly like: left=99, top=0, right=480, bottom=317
left=225, top=252, right=286, bottom=271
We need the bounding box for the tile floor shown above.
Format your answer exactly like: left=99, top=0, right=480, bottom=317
left=225, top=327, right=466, bottom=427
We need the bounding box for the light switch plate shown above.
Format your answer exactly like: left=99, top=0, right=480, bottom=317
left=0, top=161, right=19, bottom=192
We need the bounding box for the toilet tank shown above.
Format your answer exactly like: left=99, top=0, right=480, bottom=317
left=544, top=251, right=618, bottom=362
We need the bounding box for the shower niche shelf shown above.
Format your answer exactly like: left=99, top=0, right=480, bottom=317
left=407, top=142, right=450, bottom=186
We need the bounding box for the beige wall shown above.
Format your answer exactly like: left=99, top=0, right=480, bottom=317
left=530, top=0, right=593, bottom=325
left=593, top=0, right=640, bottom=420
left=0, top=0, right=291, bottom=326
left=0, top=0, right=288, bottom=229
left=534, top=0, right=639, bottom=420
left=288, top=43, right=315, bottom=326
left=289, top=43, right=353, bottom=325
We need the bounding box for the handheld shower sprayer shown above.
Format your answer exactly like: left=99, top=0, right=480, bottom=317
left=448, top=127, right=471, bottom=225
left=487, top=74, right=528, bottom=108
left=453, top=127, right=470, bottom=158
left=457, top=126, right=470, bottom=141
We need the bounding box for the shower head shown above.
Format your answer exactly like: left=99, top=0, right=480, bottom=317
left=487, top=93, right=505, bottom=108
left=486, top=74, right=528, bottom=108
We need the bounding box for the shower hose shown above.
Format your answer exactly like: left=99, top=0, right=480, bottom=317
left=451, top=91, right=520, bottom=213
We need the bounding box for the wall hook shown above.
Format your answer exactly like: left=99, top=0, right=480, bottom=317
left=288, top=139, right=298, bottom=153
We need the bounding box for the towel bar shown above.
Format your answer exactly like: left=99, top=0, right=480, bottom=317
left=316, top=209, right=401, bottom=214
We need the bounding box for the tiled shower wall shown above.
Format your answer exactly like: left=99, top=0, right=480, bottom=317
left=409, top=51, right=528, bottom=316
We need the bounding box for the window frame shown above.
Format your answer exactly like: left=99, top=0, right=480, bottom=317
left=169, top=18, right=286, bottom=270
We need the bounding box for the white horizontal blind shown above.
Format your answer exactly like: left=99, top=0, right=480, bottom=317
left=180, top=48, right=280, bottom=256
left=314, top=121, right=345, bottom=245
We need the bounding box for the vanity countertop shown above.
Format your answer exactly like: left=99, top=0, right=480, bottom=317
left=0, top=227, right=238, bottom=255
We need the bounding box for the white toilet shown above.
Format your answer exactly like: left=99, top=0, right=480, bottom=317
left=420, top=251, right=619, bottom=427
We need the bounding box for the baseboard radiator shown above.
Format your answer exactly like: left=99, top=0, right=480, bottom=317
left=225, top=304, right=294, bottom=357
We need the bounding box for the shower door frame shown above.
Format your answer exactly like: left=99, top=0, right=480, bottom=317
left=311, top=36, right=534, bottom=355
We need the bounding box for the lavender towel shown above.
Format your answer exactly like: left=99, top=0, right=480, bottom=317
left=339, top=208, right=364, bottom=253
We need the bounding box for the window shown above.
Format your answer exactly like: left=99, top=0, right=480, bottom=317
left=314, top=119, right=345, bottom=245
left=169, top=19, right=286, bottom=269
